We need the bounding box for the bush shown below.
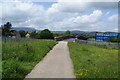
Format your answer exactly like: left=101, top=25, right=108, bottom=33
left=19, top=30, right=27, bottom=37
left=108, top=36, right=120, bottom=43
left=39, top=29, right=54, bottom=39
left=30, top=31, right=37, bottom=38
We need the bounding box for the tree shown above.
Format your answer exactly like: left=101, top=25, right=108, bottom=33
left=53, top=33, right=60, bottom=37
left=65, top=30, right=71, bottom=35
left=39, top=29, right=54, bottom=39
left=30, top=30, right=37, bottom=38
left=2, top=22, right=12, bottom=36
left=108, top=36, right=119, bottom=43
left=19, top=30, right=26, bottom=37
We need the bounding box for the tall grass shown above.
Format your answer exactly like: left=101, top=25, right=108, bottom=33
left=2, top=40, right=57, bottom=80
left=68, top=42, right=118, bottom=78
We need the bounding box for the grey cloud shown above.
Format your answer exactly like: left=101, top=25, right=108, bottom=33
left=51, top=2, right=118, bottom=13
left=0, top=1, right=118, bottom=32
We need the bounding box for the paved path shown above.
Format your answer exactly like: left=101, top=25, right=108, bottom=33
left=25, top=41, right=75, bottom=78
left=64, top=38, right=75, bottom=42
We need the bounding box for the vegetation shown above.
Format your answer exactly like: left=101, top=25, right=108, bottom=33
left=68, top=42, right=118, bottom=78
left=65, top=30, right=71, bottom=35
left=53, top=33, right=60, bottom=37
left=39, top=29, right=54, bottom=39
left=52, top=30, right=71, bottom=37
left=2, top=22, right=12, bottom=37
left=2, top=40, right=57, bottom=80
left=18, top=30, right=27, bottom=37
left=29, top=29, right=54, bottom=39
left=30, top=30, right=38, bottom=38
left=108, top=36, right=120, bottom=43
left=71, top=31, right=96, bottom=38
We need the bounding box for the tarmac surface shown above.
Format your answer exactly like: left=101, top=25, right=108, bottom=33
left=25, top=41, right=75, bottom=78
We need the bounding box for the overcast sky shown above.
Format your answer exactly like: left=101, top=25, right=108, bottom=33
left=0, top=0, right=119, bottom=32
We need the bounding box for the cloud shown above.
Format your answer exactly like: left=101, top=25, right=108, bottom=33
left=49, top=2, right=118, bottom=13
left=57, top=0, right=119, bottom=2
left=1, top=1, right=47, bottom=28
left=108, top=14, right=118, bottom=21
left=73, top=10, right=102, bottom=23
left=0, top=0, right=118, bottom=32
left=45, top=10, right=103, bottom=31
left=105, top=11, right=110, bottom=15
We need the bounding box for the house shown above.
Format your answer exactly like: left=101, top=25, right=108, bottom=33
left=26, top=33, right=30, bottom=38
left=9, top=30, right=21, bottom=38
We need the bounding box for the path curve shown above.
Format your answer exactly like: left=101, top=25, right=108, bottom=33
left=25, top=41, right=75, bottom=78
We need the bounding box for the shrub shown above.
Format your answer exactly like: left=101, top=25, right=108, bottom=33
left=39, top=29, right=54, bottom=39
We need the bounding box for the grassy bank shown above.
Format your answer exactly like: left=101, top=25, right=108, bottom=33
left=2, top=40, right=57, bottom=80
left=68, top=42, right=118, bottom=78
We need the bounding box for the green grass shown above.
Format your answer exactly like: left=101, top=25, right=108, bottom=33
left=2, top=40, right=57, bottom=80
left=68, top=42, right=118, bottom=78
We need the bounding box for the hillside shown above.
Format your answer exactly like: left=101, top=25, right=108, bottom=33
left=12, top=27, right=36, bottom=31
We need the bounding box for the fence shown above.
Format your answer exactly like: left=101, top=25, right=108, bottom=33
left=2, top=37, right=34, bottom=42
left=75, top=39, right=119, bottom=48
left=2, top=37, right=55, bottom=42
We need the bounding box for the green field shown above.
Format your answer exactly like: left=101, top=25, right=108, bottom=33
left=68, top=42, right=118, bottom=78
left=2, top=40, right=57, bottom=80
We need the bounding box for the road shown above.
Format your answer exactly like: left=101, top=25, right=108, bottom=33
left=25, top=41, right=75, bottom=78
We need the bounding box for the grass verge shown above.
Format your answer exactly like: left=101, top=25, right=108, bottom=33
left=2, top=40, right=57, bottom=80
left=68, top=42, right=118, bottom=78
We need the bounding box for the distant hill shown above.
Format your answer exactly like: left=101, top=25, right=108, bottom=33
left=70, top=31, right=119, bottom=37
left=52, top=31, right=64, bottom=33
left=52, top=30, right=96, bottom=37
left=12, top=27, right=36, bottom=31
left=71, top=31, right=96, bottom=36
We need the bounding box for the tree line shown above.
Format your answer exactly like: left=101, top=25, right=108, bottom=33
left=1, top=22, right=71, bottom=39
left=2, top=22, right=119, bottom=42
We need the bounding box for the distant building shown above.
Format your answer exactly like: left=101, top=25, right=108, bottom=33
left=9, top=31, right=21, bottom=38
left=26, top=33, right=30, bottom=38
left=95, top=32, right=118, bottom=41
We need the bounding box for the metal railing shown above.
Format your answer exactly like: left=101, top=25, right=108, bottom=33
left=75, top=39, right=119, bottom=47
left=2, top=37, right=34, bottom=42
left=2, top=37, right=55, bottom=42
